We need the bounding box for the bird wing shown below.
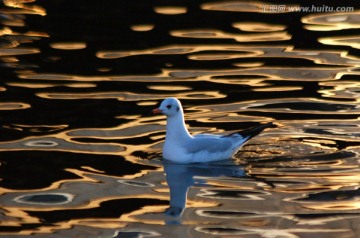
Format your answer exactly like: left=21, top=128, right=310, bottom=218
left=183, top=122, right=275, bottom=155
left=184, top=135, right=234, bottom=154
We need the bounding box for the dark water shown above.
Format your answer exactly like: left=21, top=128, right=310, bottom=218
left=1, top=0, right=360, bottom=237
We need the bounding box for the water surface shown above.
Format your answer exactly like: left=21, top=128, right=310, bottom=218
left=1, top=0, right=360, bottom=237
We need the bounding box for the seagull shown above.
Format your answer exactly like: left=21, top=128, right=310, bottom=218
left=153, top=97, right=275, bottom=163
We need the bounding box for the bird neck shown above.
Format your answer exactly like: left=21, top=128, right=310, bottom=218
left=166, top=113, right=191, bottom=142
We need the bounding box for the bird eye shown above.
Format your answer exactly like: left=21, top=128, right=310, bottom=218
left=166, top=105, right=172, bottom=109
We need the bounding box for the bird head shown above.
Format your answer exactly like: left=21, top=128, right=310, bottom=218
left=153, top=97, right=183, bottom=117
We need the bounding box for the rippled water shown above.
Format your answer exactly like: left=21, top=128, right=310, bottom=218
left=1, top=0, right=360, bottom=237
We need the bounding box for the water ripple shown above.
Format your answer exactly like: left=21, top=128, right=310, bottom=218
left=1, top=0, right=360, bottom=237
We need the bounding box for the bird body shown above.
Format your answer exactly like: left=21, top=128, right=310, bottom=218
left=153, top=97, right=274, bottom=163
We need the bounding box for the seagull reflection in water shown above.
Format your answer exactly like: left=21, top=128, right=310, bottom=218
left=163, top=160, right=245, bottom=223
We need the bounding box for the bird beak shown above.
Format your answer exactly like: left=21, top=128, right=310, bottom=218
left=152, top=108, right=162, bottom=114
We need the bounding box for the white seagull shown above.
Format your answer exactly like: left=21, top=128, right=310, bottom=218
left=153, top=97, right=275, bottom=163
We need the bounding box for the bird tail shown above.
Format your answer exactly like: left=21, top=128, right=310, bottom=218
left=224, top=122, right=276, bottom=143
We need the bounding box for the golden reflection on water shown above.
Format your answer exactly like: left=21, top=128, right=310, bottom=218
left=0, top=28, right=48, bottom=38
left=130, top=24, right=155, bottom=32
left=7, top=82, right=97, bottom=88
left=153, top=6, right=187, bottom=15
left=0, top=102, right=30, bottom=110
left=96, top=44, right=359, bottom=66
left=36, top=90, right=226, bottom=100
left=4, top=124, right=68, bottom=133
left=147, top=85, right=192, bottom=91
left=0, top=134, right=125, bottom=154
left=170, top=29, right=291, bottom=42
left=49, top=42, right=87, bottom=50
left=2, top=1, right=360, bottom=237
left=0, top=48, right=40, bottom=56
left=319, top=81, right=360, bottom=99
left=252, top=86, right=303, bottom=92
left=303, top=202, right=360, bottom=211
left=0, top=165, right=172, bottom=234
left=3, top=0, right=46, bottom=16
left=302, top=11, right=360, bottom=31
left=232, top=22, right=287, bottom=32
left=319, top=35, right=360, bottom=49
